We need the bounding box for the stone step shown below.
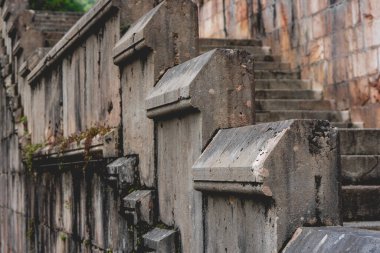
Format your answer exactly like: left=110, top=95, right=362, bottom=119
left=199, top=38, right=263, bottom=47
left=35, top=22, right=75, bottom=30
left=34, top=11, right=82, bottom=21
left=255, top=61, right=290, bottom=70
left=256, top=99, right=334, bottom=111
left=199, top=51, right=281, bottom=62
left=41, top=32, right=66, bottom=46
left=42, top=31, right=66, bottom=40
left=256, top=79, right=312, bottom=90
left=341, top=155, right=380, bottom=185
left=255, top=70, right=299, bottom=79
left=339, top=129, right=380, bottom=155
left=256, top=90, right=322, bottom=99
left=200, top=45, right=271, bottom=55
left=256, top=110, right=350, bottom=123
left=34, top=16, right=79, bottom=23
left=342, top=185, right=380, bottom=221
left=331, top=122, right=363, bottom=129
left=36, top=25, right=72, bottom=33
left=344, top=221, right=380, bottom=231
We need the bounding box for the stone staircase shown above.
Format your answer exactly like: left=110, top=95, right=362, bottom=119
left=32, top=11, right=82, bottom=46
left=199, top=38, right=380, bottom=231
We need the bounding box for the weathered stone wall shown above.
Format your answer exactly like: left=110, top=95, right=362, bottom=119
left=0, top=0, right=345, bottom=252
left=197, top=0, right=380, bottom=127
left=0, top=79, right=27, bottom=253
left=0, top=0, right=160, bottom=252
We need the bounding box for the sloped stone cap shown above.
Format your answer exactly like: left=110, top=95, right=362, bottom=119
left=113, top=1, right=163, bottom=62
left=146, top=48, right=255, bottom=147
left=146, top=49, right=214, bottom=110
left=193, top=119, right=339, bottom=198
left=113, top=0, right=198, bottom=65
left=283, top=227, right=380, bottom=253
left=193, top=120, right=291, bottom=195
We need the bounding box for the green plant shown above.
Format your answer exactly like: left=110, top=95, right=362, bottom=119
left=29, top=0, right=96, bottom=12
left=23, top=143, right=43, bottom=172
left=83, top=239, right=91, bottom=247
left=60, top=232, right=67, bottom=242
left=20, top=116, right=28, bottom=124
left=27, top=219, right=35, bottom=240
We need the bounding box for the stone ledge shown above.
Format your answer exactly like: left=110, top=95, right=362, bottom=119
left=27, top=0, right=121, bottom=84
left=112, top=1, right=164, bottom=64
left=28, top=128, right=120, bottom=169
left=283, top=227, right=380, bottom=253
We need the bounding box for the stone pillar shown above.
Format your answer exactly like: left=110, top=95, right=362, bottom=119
left=113, top=0, right=198, bottom=187
left=192, top=120, right=341, bottom=252
left=146, top=49, right=255, bottom=252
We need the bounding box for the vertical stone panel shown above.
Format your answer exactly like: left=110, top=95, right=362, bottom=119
left=157, top=113, right=203, bottom=252
left=122, top=53, right=155, bottom=187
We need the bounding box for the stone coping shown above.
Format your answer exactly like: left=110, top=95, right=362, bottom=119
left=145, top=49, right=215, bottom=116
left=27, top=0, right=120, bottom=84
left=112, top=1, right=164, bottom=64
left=30, top=128, right=119, bottom=160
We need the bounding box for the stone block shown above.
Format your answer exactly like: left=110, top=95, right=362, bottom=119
left=146, top=48, right=254, bottom=252
left=123, top=190, right=154, bottom=225
left=146, top=48, right=255, bottom=148
left=114, top=0, right=198, bottom=188
left=343, top=185, right=380, bottom=221
left=283, top=227, right=380, bottom=252
left=341, top=155, right=380, bottom=184
left=102, top=128, right=120, bottom=158
left=106, top=157, right=138, bottom=187
left=143, top=228, right=177, bottom=253
left=312, top=12, right=326, bottom=39
left=193, top=120, right=340, bottom=252
left=339, top=129, right=380, bottom=155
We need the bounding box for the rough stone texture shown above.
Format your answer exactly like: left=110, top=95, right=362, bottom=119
left=0, top=75, right=26, bottom=253
left=22, top=3, right=122, bottom=143
left=283, top=227, right=380, bottom=253
left=118, top=0, right=162, bottom=35
left=123, top=190, right=154, bottom=225
left=343, top=185, right=380, bottom=221
left=147, top=48, right=255, bottom=147
left=193, top=120, right=341, bottom=252
left=155, top=113, right=203, bottom=252
left=147, top=48, right=254, bottom=253
left=197, top=0, right=380, bottom=127
left=113, top=0, right=198, bottom=187
left=0, top=0, right=154, bottom=251
left=143, top=228, right=177, bottom=253
left=1, top=0, right=375, bottom=252
left=339, top=129, right=380, bottom=155
left=341, top=155, right=380, bottom=184
left=106, top=156, right=138, bottom=190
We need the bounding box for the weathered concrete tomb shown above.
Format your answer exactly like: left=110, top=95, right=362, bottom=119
left=1, top=0, right=380, bottom=252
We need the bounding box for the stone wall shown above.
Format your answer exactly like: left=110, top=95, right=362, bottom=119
left=197, top=0, right=380, bottom=127
left=0, top=0, right=344, bottom=252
